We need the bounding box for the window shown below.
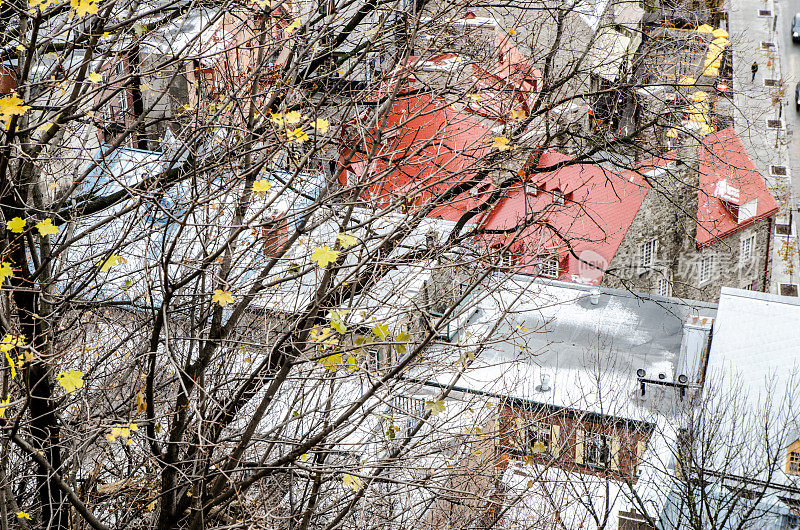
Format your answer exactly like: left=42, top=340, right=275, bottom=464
left=539, top=258, right=559, bottom=278
left=585, top=432, right=611, bottom=468
left=498, top=250, right=516, bottom=269
left=510, top=418, right=550, bottom=455
left=658, top=277, right=672, bottom=297
left=788, top=448, right=800, bottom=475
left=552, top=190, right=565, bottom=204
left=699, top=255, right=714, bottom=284
left=640, top=239, right=657, bottom=269
left=740, top=234, right=756, bottom=263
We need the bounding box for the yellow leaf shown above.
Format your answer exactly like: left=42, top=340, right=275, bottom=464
left=371, top=323, right=389, bottom=341
left=0, top=334, right=24, bottom=354
left=424, top=399, right=446, bottom=416
left=70, top=0, right=97, bottom=17
left=284, top=110, right=302, bottom=124
left=0, top=93, right=30, bottom=124
left=269, top=112, right=284, bottom=126
left=491, top=137, right=512, bottom=151
left=88, top=72, right=102, bottom=83
left=129, top=423, right=138, bottom=431
left=6, top=217, right=25, bottom=233
left=311, top=326, right=334, bottom=343
left=28, top=0, right=59, bottom=12
left=508, top=28, right=517, bottom=35
left=0, top=395, right=10, bottom=418
left=510, top=109, right=526, bottom=121
left=285, top=17, right=302, bottom=34
left=336, top=232, right=357, bottom=249
left=102, top=31, right=110, bottom=38
left=318, top=352, right=342, bottom=371
left=310, top=246, right=339, bottom=268
left=35, top=218, right=59, bottom=236
left=56, top=369, right=84, bottom=393
left=313, top=118, right=329, bottom=133
left=286, top=127, right=309, bottom=144
left=212, top=289, right=234, bottom=307
left=329, top=310, right=348, bottom=334
left=98, top=254, right=124, bottom=273
left=15, top=45, right=24, bottom=52
left=299, top=453, right=308, bottom=461
left=38, top=122, right=54, bottom=133
left=145, top=501, right=156, bottom=512
left=0, top=262, right=12, bottom=285
left=341, top=473, right=363, bottom=492
left=532, top=441, right=546, bottom=453
left=253, top=179, right=272, bottom=196
left=136, top=386, right=147, bottom=413
left=16, top=511, right=31, bottom=520
left=468, top=93, right=481, bottom=102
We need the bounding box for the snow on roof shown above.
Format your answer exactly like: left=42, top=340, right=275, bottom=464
left=705, top=287, right=800, bottom=484
left=423, top=276, right=716, bottom=422
left=143, top=8, right=223, bottom=57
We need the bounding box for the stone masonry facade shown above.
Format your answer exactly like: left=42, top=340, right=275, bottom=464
left=603, top=157, right=773, bottom=303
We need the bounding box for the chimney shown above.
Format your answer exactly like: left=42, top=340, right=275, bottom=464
left=675, top=315, right=714, bottom=389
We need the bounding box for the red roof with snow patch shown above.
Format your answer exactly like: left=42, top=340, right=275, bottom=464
left=339, top=94, right=491, bottom=216
left=479, top=151, right=650, bottom=283
left=694, top=128, right=779, bottom=246
left=637, top=128, right=779, bottom=247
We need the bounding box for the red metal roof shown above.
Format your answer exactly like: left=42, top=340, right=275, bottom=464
left=637, top=128, right=779, bottom=247
left=479, top=151, right=650, bottom=283
left=694, top=128, right=779, bottom=247
left=339, top=93, right=491, bottom=212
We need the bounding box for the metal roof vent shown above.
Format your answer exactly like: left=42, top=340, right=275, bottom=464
left=589, top=288, right=601, bottom=305
left=536, top=373, right=551, bottom=392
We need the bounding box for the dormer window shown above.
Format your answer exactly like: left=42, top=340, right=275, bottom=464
left=539, top=257, right=560, bottom=278
left=787, top=440, right=800, bottom=475
left=525, top=183, right=539, bottom=195
left=552, top=189, right=565, bottom=204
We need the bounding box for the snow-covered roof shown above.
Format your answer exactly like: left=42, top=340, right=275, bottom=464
left=704, top=287, right=800, bottom=485
left=422, top=275, right=717, bottom=422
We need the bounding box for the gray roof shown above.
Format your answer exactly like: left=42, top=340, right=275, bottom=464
left=424, top=275, right=717, bottom=421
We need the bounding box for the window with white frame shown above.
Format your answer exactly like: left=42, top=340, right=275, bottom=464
left=540, top=258, right=559, bottom=278
left=740, top=234, right=756, bottom=263
left=640, top=239, right=657, bottom=269
left=552, top=189, right=565, bottom=204
left=658, top=276, right=672, bottom=297
left=699, top=254, right=714, bottom=284
left=585, top=432, right=611, bottom=468
left=498, top=250, right=516, bottom=269
left=525, top=421, right=550, bottom=454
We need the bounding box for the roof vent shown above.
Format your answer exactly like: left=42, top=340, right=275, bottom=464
left=589, top=288, right=601, bottom=305
left=536, top=373, right=551, bottom=392
left=658, top=372, right=667, bottom=380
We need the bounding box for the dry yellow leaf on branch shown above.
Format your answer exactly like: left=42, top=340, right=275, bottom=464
left=0, top=93, right=30, bottom=125
left=88, top=72, right=102, bottom=83
left=284, top=17, right=302, bottom=34
left=491, top=137, right=512, bottom=151
left=0, top=262, right=12, bottom=285
left=6, top=217, right=25, bottom=233
left=56, top=370, right=84, bottom=393
left=341, top=473, right=363, bottom=492
left=286, top=128, right=309, bottom=143
left=253, top=179, right=272, bottom=196
left=311, top=246, right=339, bottom=267
left=212, top=289, right=234, bottom=307
left=70, top=0, right=98, bottom=17
left=35, top=218, right=59, bottom=236
left=313, top=118, right=329, bottom=133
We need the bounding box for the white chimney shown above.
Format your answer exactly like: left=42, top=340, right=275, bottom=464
left=676, top=315, right=714, bottom=387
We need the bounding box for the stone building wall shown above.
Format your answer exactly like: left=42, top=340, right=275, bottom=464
left=604, top=158, right=773, bottom=303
